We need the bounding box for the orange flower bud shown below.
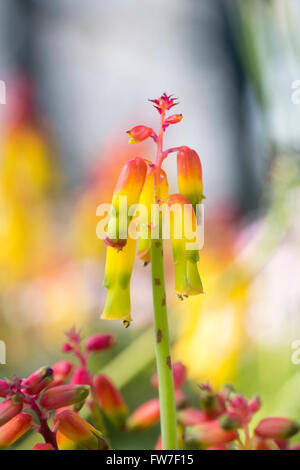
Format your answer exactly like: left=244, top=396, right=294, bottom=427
left=255, top=417, right=300, bottom=440
left=151, top=362, right=186, bottom=389
left=0, top=413, right=33, bottom=449
left=33, top=443, right=55, bottom=450
left=177, top=146, right=203, bottom=212
left=163, top=114, right=183, bottom=130
left=85, top=334, right=115, bottom=352
left=184, top=421, right=237, bottom=448
left=105, top=157, right=147, bottom=249
left=127, top=126, right=153, bottom=143
left=40, top=384, right=90, bottom=410
left=127, top=399, right=160, bottom=430
left=0, top=395, right=23, bottom=426
left=51, top=360, right=73, bottom=386
left=23, top=367, right=53, bottom=394
left=93, top=374, right=128, bottom=428
left=54, top=409, right=108, bottom=450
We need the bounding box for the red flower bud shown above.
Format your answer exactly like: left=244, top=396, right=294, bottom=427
left=163, top=114, right=183, bottom=130
left=33, top=443, right=55, bottom=450
left=0, top=380, right=9, bottom=398
left=23, top=367, right=53, bottom=395
left=40, top=384, right=90, bottom=410
left=127, top=126, right=153, bottom=143
left=62, top=343, right=73, bottom=353
left=0, top=413, right=33, bottom=449
left=70, top=367, right=92, bottom=386
left=178, top=408, right=208, bottom=427
left=255, top=417, right=300, bottom=439
left=127, top=399, right=160, bottom=430
left=0, top=395, right=23, bottom=426
left=248, top=395, right=261, bottom=414
left=85, top=334, right=115, bottom=352
left=54, top=409, right=108, bottom=450
left=93, top=374, right=128, bottom=428
left=51, top=360, right=73, bottom=386
left=151, top=362, right=186, bottom=389
left=184, top=421, right=237, bottom=448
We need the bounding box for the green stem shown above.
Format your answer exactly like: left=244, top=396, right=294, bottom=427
left=151, top=230, right=178, bottom=450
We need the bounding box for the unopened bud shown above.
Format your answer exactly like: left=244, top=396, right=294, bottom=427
left=54, top=409, right=108, bottom=450
left=85, top=334, right=115, bottom=352
left=33, top=443, right=55, bottom=450
left=127, top=126, right=154, bottom=143
left=23, top=367, right=53, bottom=394
left=178, top=408, right=208, bottom=427
left=0, top=413, right=33, bottom=449
left=0, top=380, right=9, bottom=398
left=70, top=367, right=92, bottom=386
left=255, top=417, right=300, bottom=439
left=127, top=399, right=160, bottom=430
left=93, top=374, right=128, bottom=428
left=40, top=384, right=89, bottom=410
left=51, top=360, right=73, bottom=386
left=151, top=362, right=186, bottom=389
left=184, top=421, right=237, bottom=448
left=0, top=395, right=23, bottom=426
left=248, top=395, right=261, bottom=414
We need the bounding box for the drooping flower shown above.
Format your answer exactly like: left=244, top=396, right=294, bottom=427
left=40, top=384, right=90, bottom=410
left=102, top=235, right=136, bottom=323
left=93, top=374, right=128, bottom=428
left=0, top=413, right=33, bottom=449
left=168, top=194, right=203, bottom=297
left=177, top=146, right=203, bottom=214
left=137, top=164, right=168, bottom=264
left=54, top=409, right=108, bottom=450
left=105, top=157, right=147, bottom=249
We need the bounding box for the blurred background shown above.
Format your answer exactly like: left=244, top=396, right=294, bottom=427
left=1, top=0, right=300, bottom=449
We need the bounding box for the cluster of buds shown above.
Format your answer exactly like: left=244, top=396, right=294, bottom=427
left=181, top=384, right=300, bottom=450
left=0, top=328, right=123, bottom=450
left=102, top=93, right=205, bottom=325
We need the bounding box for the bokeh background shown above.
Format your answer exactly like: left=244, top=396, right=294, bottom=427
left=1, top=0, right=300, bottom=449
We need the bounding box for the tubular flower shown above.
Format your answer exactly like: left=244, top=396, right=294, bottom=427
left=102, top=235, right=136, bottom=323
left=127, top=126, right=154, bottom=143
left=0, top=413, right=33, bottom=449
left=93, top=374, right=128, bottom=428
left=137, top=164, right=168, bottom=264
left=85, top=333, right=115, bottom=352
left=70, top=367, right=92, bottom=386
left=40, top=384, right=90, bottom=410
left=54, top=409, right=108, bottom=450
left=23, top=367, right=53, bottom=394
left=105, top=157, right=147, bottom=249
left=177, top=146, right=203, bottom=213
left=0, top=395, right=23, bottom=426
left=168, top=194, right=203, bottom=297
left=163, top=114, right=183, bottom=131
